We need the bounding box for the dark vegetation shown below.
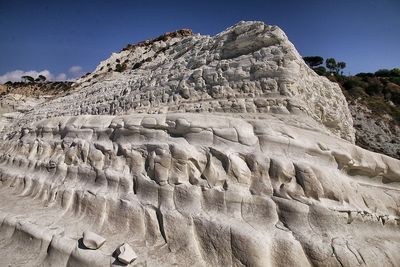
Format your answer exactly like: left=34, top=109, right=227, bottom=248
left=2, top=73, right=73, bottom=97
left=304, top=56, right=400, bottom=123
left=336, top=71, right=400, bottom=122
left=7, top=74, right=50, bottom=84
left=1, top=81, right=73, bottom=97
left=121, top=29, right=193, bottom=52
left=303, top=56, right=346, bottom=76
left=115, top=63, right=127, bottom=72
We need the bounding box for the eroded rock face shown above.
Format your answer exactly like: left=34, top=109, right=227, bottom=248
left=8, top=21, right=354, bottom=143
left=0, top=21, right=399, bottom=267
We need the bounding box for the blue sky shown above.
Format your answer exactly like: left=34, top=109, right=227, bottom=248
left=0, top=0, right=399, bottom=82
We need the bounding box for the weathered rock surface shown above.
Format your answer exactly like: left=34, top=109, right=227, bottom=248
left=0, top=21, right=399, bottom=267
left=6, top=21, right=354, bottom=143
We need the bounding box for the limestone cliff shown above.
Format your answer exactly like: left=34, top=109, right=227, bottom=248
left=0, top=21, right=399, bottom=267
left=11, top=21, right=354, bottom=142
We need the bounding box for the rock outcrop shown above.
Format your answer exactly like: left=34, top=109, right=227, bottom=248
left=9, top=21, right=354, bottom=143
left=0, top=21, right=399, bottom=267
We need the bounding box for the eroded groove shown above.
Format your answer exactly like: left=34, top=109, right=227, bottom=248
left=156, top=208, right=167, bottom=243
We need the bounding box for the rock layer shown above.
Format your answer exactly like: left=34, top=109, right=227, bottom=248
left=0, top=21, right=399, bottom=267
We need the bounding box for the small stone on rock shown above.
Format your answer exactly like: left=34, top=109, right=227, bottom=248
left=115, top=243, right=137, bottom=264
left=82, top=230, right=106, bottom=249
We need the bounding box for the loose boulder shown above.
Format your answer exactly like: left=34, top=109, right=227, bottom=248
left=82, top=230, right=106, bottom=249
left=115, top=243, right=137, bottom=264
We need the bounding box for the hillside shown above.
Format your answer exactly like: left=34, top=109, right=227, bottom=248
left=328, top=71, right=400, bottom=159
left=0, top=81, right=73, bottom=97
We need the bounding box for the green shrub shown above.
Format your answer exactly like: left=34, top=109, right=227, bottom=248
left=385, top=83, right=400, bottom=105
left=350, top=86, right=368, bottom=98
left=343, top=77, right=366, bottom=91
left=390, top=68, right=400, bottom=77
left=375, top=69, right=391, bottom=77
left=303, top=56, right=324, bottom=67
left=115, top=63, right=127, bottom=72
left=355, top=72, right=374, bottom=78
left=389, top=77, right=400, bottom=86
left=313, top=66, right=326, bottom=75
left=365, top=83, right=383, bottom=96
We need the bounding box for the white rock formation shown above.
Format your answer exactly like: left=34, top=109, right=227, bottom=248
left=8, top=21, right=354, bottom=143
left=82, top=231, right=106, bottom=249
left=0, top=21, right=399, bottom=267
left=115, top=243, right=137, bottom=264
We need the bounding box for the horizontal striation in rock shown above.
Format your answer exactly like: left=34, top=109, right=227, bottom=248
left=0, top=113, right=399, bottom=266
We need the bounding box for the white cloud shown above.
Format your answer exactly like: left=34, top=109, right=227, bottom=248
left=0, top=69, right=54, bottom=83
left=56, top=73, right=67, bottom=81
left=67, top=65, right=84, bottom=80
left=69, top=66, right=82, bottom=74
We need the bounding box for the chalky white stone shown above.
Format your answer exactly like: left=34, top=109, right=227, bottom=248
left=0, top=21, right=398, bottom=267
left=116, top=243, right=137, bottom=264
left=82, top=231, right=106, bottom=249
